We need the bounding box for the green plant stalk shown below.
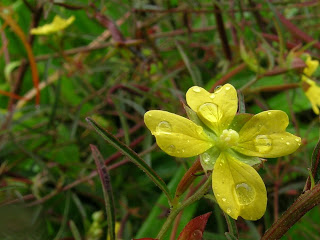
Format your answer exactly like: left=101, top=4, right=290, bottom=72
left=261, top=183, right=320, bottom=240
left=156, top=176, right=212, bottom=240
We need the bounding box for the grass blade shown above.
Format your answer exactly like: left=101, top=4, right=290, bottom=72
left=90, top=144, right=116, bottom=240
left=86, top=117, right=173, bottom=205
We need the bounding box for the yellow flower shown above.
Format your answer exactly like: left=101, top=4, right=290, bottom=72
left=144, top=84, right=301, bottom=220
left=301, top=55, right=320, bottom=114
left=303, top=54, right=319, bottom=77
left=30, top=15, right=75, bottom=35
left=302, top=77, right=320, bottom=115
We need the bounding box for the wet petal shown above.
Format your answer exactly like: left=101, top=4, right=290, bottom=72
left=212, top=153, right=267, bottom=220
left=144, top=110, right=213, bottom=157
left=234, top=110, right=301, bottom=158
left=186, top=84, right=238, bottom=134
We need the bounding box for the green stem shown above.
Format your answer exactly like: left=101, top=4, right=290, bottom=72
left=261, top=183, right=320, bottom=240
left=156, top=176, right=212, bottom=240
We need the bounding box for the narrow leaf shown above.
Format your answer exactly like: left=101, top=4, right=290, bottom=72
left=90, top=144, right=116, bottom=240
left=86, top=118, right=172, bottom=205
left=175, top=158, right=203, bottom=199
left=69, top=220, right=82, bottom=240
left=177, top=212, right=211, bottom=240
left=223, top=211, right=239, bottom=240
left=133, top=238, right=158, bottom=240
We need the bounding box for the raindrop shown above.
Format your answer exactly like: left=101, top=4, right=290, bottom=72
left=286, top=142, right=290, bottom=146
left=202, top=152, right=211, bottom=164
left=254, top=135, right=272, bottom=153
left=198, top=103, right=219, bottom=123
left=295, top=138, right=300, bottom=142
left=227, top=208, right=231, bottom=214
left=216, top=193, right=220, bottom=197
left=267, top=111, right=272, bottom=115
left=234, top=182, right=256, bottom=205
left=214, top=85, right=222, bottom=93
left=166, top=145, right=176, bottom=153
left=182, top=149, right=185, bottom=153
left=156, top=121, right=172, bottom=133
left=225, top=86, right=231, bottom=90
left=210, top=93, right=216, bottom=99
left=193, top=86, right=201, bottom=93
left=222, top=197, right=226, bottom=202
left=281, top=137, right=284, bottom=140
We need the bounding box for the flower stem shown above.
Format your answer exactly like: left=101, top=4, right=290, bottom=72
left=156, top=176, right=212, bottom=240
left=261, top=183, right=320, bottom=240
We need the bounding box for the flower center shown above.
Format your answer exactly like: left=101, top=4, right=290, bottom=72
left=218, top=129, right=239, bottom=150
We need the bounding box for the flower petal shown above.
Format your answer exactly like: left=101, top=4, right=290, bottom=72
left=186, top=84, right=238, bottom=134
left=31, top=15, right=75, bottom=35
left=144, top=110, right=213, bottom=157
left=212, top=153, right=267, bottom=220
left=302, top=77, right=320, bottom=115
left=304, top=55, right=319, bottom=77
left=234, top=110, right=301, bottom=158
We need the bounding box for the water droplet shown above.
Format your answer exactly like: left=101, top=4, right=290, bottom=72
left=222, top=197, right=226, bottom=202
left=182, top=149, right=185, bottom=153
left=187, top=140, right=190, bottom=143
left=295, top=138, right=300, bottom=142
left=166, top=145, right=176, bottom=153
left=193, top=86, right=201, bottom=93
left=286, top=142, right=290, bottom=146
left=210, top=93, right=216, bottom=99
left=234, top=182, right=256, bottom=205
left=216, top=193, right=220, bottom=197
left=227, top=208, right=231, bottom=214
left=254, top=135, right=272, bottom=153
left=156, top=121, right=172, bottom=133
left=214, top=85, right=222, bottom=93
left=267, top=111, right=272, bottom=115
left=198, top=103, right=220, bottom=123
left=281, top=137, right=284, bottom=140
left=202, top=152, right=211, bottom=164
left=190, top=230, right=202, bottom=240
left=225, top=86, right=231, bottom=90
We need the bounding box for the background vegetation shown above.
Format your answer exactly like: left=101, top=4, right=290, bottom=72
left=0, top=0, right=320, bottom=239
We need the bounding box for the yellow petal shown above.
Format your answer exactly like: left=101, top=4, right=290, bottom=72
left=212, top=153, right=267, bottom=220
left=234, top=110, right=301, bottom=158
left=144, top=110, right=213, bottom=157
left=31, top=15, right=75, bottom=35
left=186, top=84, right=238, bottom=135
left=303, top=55, right=319, bottom=77
left=302, top=77, right=320, bottom=114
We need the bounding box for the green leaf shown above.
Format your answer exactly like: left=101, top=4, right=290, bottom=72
left=305, top=138, right=320, bottom=190
left=90, top=144, right=116, bottom=240
left=86, top=117, right=173, bottom=205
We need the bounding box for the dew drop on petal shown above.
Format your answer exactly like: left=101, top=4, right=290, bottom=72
left=286, top=142, right=290, bottom=146
left=225, top=86, right=231, bottom=90
left=202, top=152, right=211, bottom=164
left=254, top=135, right=272, bottom=153
left=267, top=111, right=272, bottom=115
left=166, top=144, right=176, bottom=153
left=295, top=138, right=300, bottom=142
left=156, top=121, right=172, bottom=133
left=193, top=86, right=201, bottom=93
left=216, top=193, right=220, bottom=197
left=234, top=182, right=256, bottom=205
left=198, top=103, right=220, bottom=123
left=214, top=85, right=222, bottom=93
left=222, top=197, right=226, bottom=202
left=196, top=125, right=204, bottom=134
left=227, top=208, right=231, bottom=214
left=210, top=93, right=216, bottom=99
